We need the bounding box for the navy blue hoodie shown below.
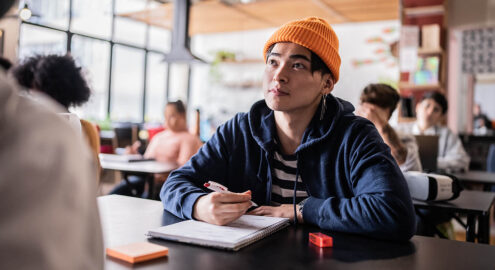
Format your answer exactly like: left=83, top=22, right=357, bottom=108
left=160, top=94, right=416, bottom=241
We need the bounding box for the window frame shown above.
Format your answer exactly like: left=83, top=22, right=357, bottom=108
left=18, top=0, right=169, bottom=123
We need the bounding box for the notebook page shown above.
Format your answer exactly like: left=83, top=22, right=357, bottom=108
left=150, top=215, right=288, bottom=245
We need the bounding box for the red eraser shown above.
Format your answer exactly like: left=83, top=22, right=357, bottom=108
left=309, top=232, right=333, bottom=247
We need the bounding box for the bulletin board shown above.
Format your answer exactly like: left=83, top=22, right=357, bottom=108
left=462, top=27, right=495, bottom=74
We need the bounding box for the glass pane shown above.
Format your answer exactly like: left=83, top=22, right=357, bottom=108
left=71, top=35, right=110, bottom=121
left=145, top=52, right=168, bottom=123
left=71, top=0, right=112, bottom=39
left=114, top=0, right=147, bottom=47
left=148, top=26, right=171, bottom=53
left=168, top=63, right=189, bottom=102
left=110, top=45, right=145, bottom=122
left=18, top=24, right=67, bottom=59
left=25, top=0, right=69, bottom=30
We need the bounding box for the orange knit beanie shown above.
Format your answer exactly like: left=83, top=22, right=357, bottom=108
left=263, top=17, right=341, bottom=82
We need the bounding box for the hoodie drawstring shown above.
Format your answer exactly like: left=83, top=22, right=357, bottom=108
left=292, top=154, right=300, bottom=226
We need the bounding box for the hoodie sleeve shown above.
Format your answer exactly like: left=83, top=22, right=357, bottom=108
left=302, top=121, right=416, bottom=241
left=159, top=115, right=240, bottom=220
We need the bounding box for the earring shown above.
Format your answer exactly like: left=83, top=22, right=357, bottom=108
left=320, top=94, right=327, bottom=120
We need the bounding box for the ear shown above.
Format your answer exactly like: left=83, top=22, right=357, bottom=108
left=321, top=74, right=334, bottom=95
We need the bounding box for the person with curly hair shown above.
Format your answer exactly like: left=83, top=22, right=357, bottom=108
left=11, top=54, right=91, bottom=108
left=11, top=54, right=101, bottom=180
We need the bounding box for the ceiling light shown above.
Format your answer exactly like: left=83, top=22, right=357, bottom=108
left=19, top=4, right=32, bottom=21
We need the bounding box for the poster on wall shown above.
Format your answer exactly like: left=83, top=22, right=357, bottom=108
left=462, top=28, right=495, bottom=74
left=412, top=56, right=440, bottom=85
left=399, top=26, right=419, bottom=72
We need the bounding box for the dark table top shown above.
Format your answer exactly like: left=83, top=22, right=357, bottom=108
left=99, top=195, right=495, bottom=270
left=413, top=190, right=495, bottom=215
left=454, top=170, right=495, bottom=185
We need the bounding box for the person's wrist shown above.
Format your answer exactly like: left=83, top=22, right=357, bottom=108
left=297, top=198, right=307, bottom=223
left=296, top=205, right=304, bottom=223
left=192, top=195, right=207, bottom=221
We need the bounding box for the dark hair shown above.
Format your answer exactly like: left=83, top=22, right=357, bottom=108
left=10, top=55, right=40, bottom=88
left=0, top=57, right=12, bottom=71
left=266, top=44, right=333, bottom=80
left=167, top=100, right=186, bottom=115
left=421, top=91, right=448, bottom=115
left=12, top=54, right=91, bottom=109
left=360, top=83, right=400, bottom=118
left=0, top=0, right=15, bottom=18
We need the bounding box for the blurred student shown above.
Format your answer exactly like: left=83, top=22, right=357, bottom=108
left=0, top=2, right=103, bottom=270
left=110, top=100, right=202, bottom=197
left=398, top=91, right=470, bottom=173
left=11, top=54, right=101, bottom=178
left=160, top=17, right=415, bottom=241
left=356, top=83, right=422, bottom=172
left=473, top=103, right=492, bottom=135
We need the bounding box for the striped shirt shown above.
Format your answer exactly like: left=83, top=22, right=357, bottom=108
left=271, top=150, right=308, bottom=205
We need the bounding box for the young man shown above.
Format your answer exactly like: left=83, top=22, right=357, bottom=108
left=356, top=83, right=422, bottom=172
left=161, top=17, right=415, bottom=241
left=398, top=91, right=470, bottom=173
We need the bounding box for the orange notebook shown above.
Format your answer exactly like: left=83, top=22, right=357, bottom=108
left=106, top=242, right=169, bottom=264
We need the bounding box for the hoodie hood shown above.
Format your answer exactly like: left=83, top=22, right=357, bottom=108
left=248, top=94, right=355, bottom=153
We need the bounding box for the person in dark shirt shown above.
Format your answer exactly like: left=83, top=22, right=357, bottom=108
left=160, top=17, right=416, bottom=241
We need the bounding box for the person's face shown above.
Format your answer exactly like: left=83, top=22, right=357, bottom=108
left=416, top=98, right=444, bottom=128
left=164, top=105, right=186, bottom=132
left=263, top=42, right=333, bottom=114
left=473, top=104, right=481, bottom=115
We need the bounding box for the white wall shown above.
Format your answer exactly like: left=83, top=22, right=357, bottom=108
left=332, top=21, right=399, bottom=106
left=474, top=82, right=495, bottom=119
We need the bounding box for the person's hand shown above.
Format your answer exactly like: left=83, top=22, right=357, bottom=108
left=193, top=191, right=252, bottom=225
left=355, top=103, right=389, bottom=130
left=248, top=204, right=303, bottom=223
left=124, top=141, right=141, bottom=155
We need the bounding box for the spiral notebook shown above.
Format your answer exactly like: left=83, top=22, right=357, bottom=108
left=147, top=215, right=290, bottom=251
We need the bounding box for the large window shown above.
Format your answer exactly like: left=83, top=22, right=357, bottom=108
left=27, top=0, right=70, bottom=30
left=71, top=35, right=110, bottom=120
left=111, top=45, right=145, bottom=122
left=19, top=24, right=66, bottom=58
left=145, top=52, right=168, bottom=122
left=114, top=0, right=147, bottom=47
left=18, top=0, right=171, bottom=123
left=71, top=0, right=112, bottom=39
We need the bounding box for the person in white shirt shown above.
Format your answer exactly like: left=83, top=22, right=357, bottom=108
left=356, top=83, right=422, bottom=172
left=397, top=91, right=470, bottom=173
